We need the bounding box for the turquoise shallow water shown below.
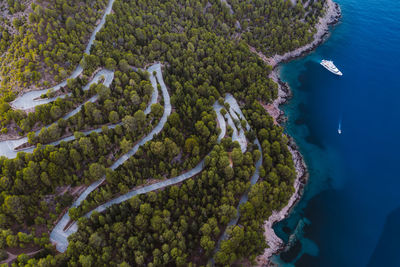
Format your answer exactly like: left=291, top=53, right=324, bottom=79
left=272, top=0, right=400, bottom=266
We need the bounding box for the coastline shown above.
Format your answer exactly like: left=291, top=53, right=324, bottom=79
left=255, top=0, right=341, bottom=265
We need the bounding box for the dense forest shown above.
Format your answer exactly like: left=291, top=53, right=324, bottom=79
left=0, top=0, right=107, bottom=105
left=0, top=0, right=326, bottom=265
left=231, top=0, right=325, bottom=55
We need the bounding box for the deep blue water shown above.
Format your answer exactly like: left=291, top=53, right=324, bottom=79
left=272, top=0, right=400, bottom=266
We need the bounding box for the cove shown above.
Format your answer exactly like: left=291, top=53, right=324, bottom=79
left=271, top=0, right=400, bottom=266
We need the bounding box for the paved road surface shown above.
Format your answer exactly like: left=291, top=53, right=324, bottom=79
left=11, top=0, right=117, bottom=110
left=50, top=63, right=174, bottom=252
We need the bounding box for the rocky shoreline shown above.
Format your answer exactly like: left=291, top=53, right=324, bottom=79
left=267, top=0, right=342, bottom=68
left=256, top=0, right=341, bottom=265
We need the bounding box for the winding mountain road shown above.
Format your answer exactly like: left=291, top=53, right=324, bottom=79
left=1, top=0, right=266, bottom=261
left=0, top=70, right=116, bottom=158
left=50, top=63, right=172, bottom=252
left=50, top=91, right=262, bottom=259
left=3, top=8, right=265, bottom=255
left=49, top=80, right=232, bottom=252
left=11, top=0, right=117, bottom=110
left=211, top=94, right=263, bottom=262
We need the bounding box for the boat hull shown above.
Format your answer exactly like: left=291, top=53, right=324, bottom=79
left=320, top=60, right=343, bottom=76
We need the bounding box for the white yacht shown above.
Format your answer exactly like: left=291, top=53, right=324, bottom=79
left=320, top=60, right=343, bottom=76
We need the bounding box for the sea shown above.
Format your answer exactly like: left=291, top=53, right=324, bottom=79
left=271, top=0, right=400, bottom=266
